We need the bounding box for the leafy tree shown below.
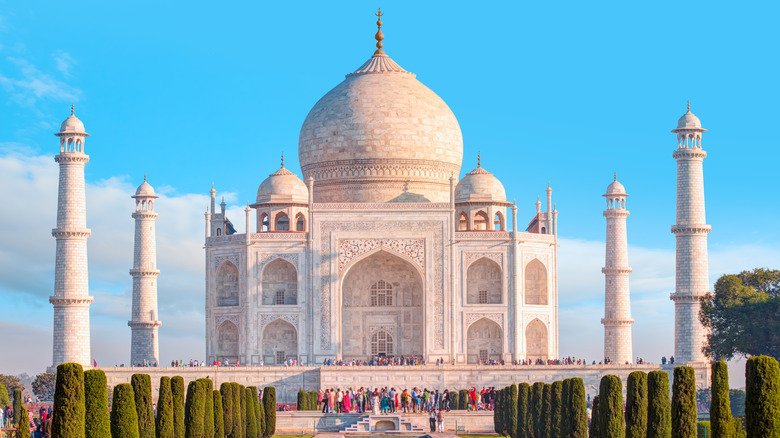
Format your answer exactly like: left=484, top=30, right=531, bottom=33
left=745, top=355, right=780, bottom=437
left=184, top=380, right=205, bottom=438
left=220, top=383, right=233, bottom=438
left=568, top=378, right=588, bottom=438
left=541, top=384, right=552, bottom=438
left=648, top=371, right=671, bottom=438
left=0, top=375, right=22, bottom=405
left=589, top=395, right=600, bottom=438
left=530, top=382, right=544, bottom=438
left=261, top=386, right=276, bottom=438
left=171, top=377, right=185, bottom=438
left=197, top=379, right=214, bottom=438
left=16, top=398, right=30, bottom=438
left=700, top=268, right=780, bottom=361
left=156, top=377, right=174, bottom=438
left=84, top=370, right=110, bottom=438
left=599, top=375, right=624, bottom=438
left=517, top=383, right=530, bottom=438
left=550, top=381, right=562, bottom=438
left=111, top=383, right=140, bottom=438
left=626, top=371, right=647, bottom=438
left=710, top=361, right=733, bottom=438
left=212, top=391, right=224, bottom=438
left=32, top=373, right=56, bottom=402
left=672, top=367, right=698, bottom=438
left=0, top=382, right=9, bottom=408
left=52, top=363, right=86, bottom=438
left=245, top=387, right=257, bottom=438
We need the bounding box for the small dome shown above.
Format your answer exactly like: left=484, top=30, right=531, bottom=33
left=455, top=165, right=506, bottom=203
left=133, top=178, right=158, bottom=198
left=60, top=111, right=86, bottom=133
left=605, top=175, right=627, bottom=196
left=256, top=167, right=309, bottom=204
left=676, top=109, right=701, bottom=130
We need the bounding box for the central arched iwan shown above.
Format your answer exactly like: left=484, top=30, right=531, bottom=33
left=467, top=318, right=502, bottom=364
left=260, top=319, right=297, bottom=364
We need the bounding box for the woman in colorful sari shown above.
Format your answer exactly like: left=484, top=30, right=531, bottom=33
left=342, top=388, right=352, bottom=413
left=380, top=391, right=390, bottom=414
left=327, top=388, right=335, bottom=413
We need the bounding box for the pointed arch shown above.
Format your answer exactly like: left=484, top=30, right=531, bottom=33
left=216, top=261, right=239, bottom=306
left=473, top=211, right=489, bottom=230
left=275, top=212, right=289, bottom=231
left=524, top=259, right=548, bottom=305
left=295, top=212, right=306, bottom=232
left=216, top=320, right=239, bottom=359
left=525, top=318, right=548, bottom=361
left=260, top=319, right=297, bottom=364
left=458, top=212, right=469, bottom=231
left=261, top=259, right=297, bottom=305
left=467, top=318, right=503, bottom=364
left=494, top=211, right=505, bottom=231
left=260, top=213, right=269, bottom=232
left=467, top=257, right=502, bottom=304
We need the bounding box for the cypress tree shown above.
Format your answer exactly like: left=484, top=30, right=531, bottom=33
left=171, top=377, right=185, bottom=438
left=261, top=387, right=276, bottom=438
left=448, top=391, right=458, bottom=412
left=569, top=378, right=588, bottom=438
left=672, top=367, right=697, bottom=438
left=745, top=355, right=780, bottom=438
left=17, top=400, right=30, bottom=438
left=459, top=389, right=469, bottom=410
left=494, top=388, right=504, bottom=436
left=255, top=390, right=265, bottom=438
left=111, top=383, right=140, bottom=438
left=245, top=388, right=257, bottom=438
left=517, top=383, right=531, bottom=438
left=13, top=388, right=22, bottom=426
left=530, top=382, right=544, bottom=438
left=238, top=384, right=246, bottom=438
left=550, top=381, right=562, bottom=438
left=710, top=361, right=734, bottom=438
left=559, top=379, right=571, bottom=438
left=309, top=391, right=318, bottom=411
left=197, top=379, right=214, bottom=438
left=52, top=362, right=86, bottom=438
left=599, top=375, right=624, bottom=438
left=156, top=377, right=174, bottom=438
left=296, top=389, right=306, bottom=411
left=697, top=421, right=711, bottom=438
left=212, top=391, right=224, bottom=438
left=542, top=384, right=552, bottom=438
left=219, top=383, right=233, bottom=438
left=231, top=384, right=242, bottom=438
left=130, top=374, right=155, bottom=438
left=184, top=380, right=205, bottom=438
left=589, top=395, right=600, bottom=438
left=648, top=370, right=672, bottom=438
left=249, top=387, right=262, bottom=438
left=84, top=370, right=111, bottom=438
left=625, top=371, right=647, bottom=438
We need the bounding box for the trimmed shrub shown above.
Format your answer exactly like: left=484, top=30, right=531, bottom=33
left=495, top=388, right=504, bottom=436
left=745, top=355, right=780, bottom=437
left=308, top=391, right=318, bottom=411
left=697, top=421, right=711, bottom=438
left=517, top=383, right=531, bottom=438
left=238, top=384, right=246, bottom=438
left=184, top=380, right=205, bottom=438
left=212, top=391, right=224, bottom=438
left=17, top=400, right=30, bottom=438
left=220, top=383, right=233, bottom=438
left=52, top=362, right=86, bottom=438
left=589, top=395, right=600, bottom=438
left=530, top=382, right=544, bottom=438
left=111, top=383, right=140, bottom=438
left=231, top=383, right=242, bottom=438
left=626, top=371, right=647, bottom=438
left=550, top=381, right=562, bottom=438
left=171, top=377, right=185, bottom=438
left=710, top=361, right=733, bottom=438
left=297, top=389, right=306, bottom=411
left=672, top=367, right=697, bottom=438
left=245, top=387, right=258, bottom=438
left=559, top=379, right=571, bottom=438
left=255, top=389, right=265, bottom=438
left=130, top=374, right=154, bottom=438
left=448, top=391, right=458, bottom=412
left=197, top=379, right=214, bottom=438
left=599, top=375, right=625, bottom=438
left=459, top=389, right=469, bottom=410
left=569, top=378, right=588, bottom=438
left=262, top=387, right=276, bottom=438
left=85, top=370, right=110, bottom=438
left=648, top=370, right=672, bottom=438
left=156, top=377, right=174, bottom=438
left=13, top=388, right=22, bottom=426
left=542, top=384, right=552, bottom=438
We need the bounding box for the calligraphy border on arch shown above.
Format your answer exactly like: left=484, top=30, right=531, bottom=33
left=214, top=254, right=240, bottom=271
left=463, top=252, right=503, bottom=269
left=338, top=239, right=425, bottom=273
left=522, top=252, right=550, bottom=267
left=465, top=312, right=504, bottom=330
left=215, top=314, right=241, bottom=328
left=259, top=314, right=300, bottom=331
left=319, top=220, right=444, bottom=350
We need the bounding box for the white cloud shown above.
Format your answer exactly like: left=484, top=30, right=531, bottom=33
left=53, top=51, right=76, bottom=77
left=0, top=56, right=81, bottom=111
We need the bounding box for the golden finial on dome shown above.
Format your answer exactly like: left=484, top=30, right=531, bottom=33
left=687, top=100, right=690, bottom=111
left=374, top=8, right=385, bottom=54
left=477, top=151, right=481, bottom=168
left=281, top=152, right=285, bottom=168
left=614, top=172, right=617, bottom=181
left=71, top=103, right=75, bottom=115
left=144, top=173, right=147, bottom=182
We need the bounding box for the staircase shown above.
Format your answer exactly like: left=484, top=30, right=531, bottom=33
left=341, top=415, right=427, bottom=433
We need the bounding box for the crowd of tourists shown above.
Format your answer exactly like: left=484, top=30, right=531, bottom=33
left=2, top=405, right=52, bottom=438
left=317, top=386, right=497, bottom=415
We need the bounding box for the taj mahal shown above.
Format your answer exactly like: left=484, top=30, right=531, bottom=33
left=47, top=11, right=712, bottom=403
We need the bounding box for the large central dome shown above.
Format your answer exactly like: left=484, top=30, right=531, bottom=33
left=298, top=45, right=463, bottom=203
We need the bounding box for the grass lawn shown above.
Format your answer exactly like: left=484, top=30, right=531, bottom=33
left=273, top=435, right=314, bottom=438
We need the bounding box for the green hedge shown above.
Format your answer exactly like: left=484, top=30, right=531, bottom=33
left=308, top=391, right=318, bottom=411
left=171, top=377, right=185, bottom=438
left=551, top=381, right=562, bottom=438
left=494, top=388, right=504, bottom=436
left=589, top=395, right=600, bottom=438
left=254, top=388, right=265, bottom=437
left=238, top=384, right=246, bottom=438
left=111, top=383, right=140, bottom=438
left=184, top=380, right=205, bottom=438
left=84, top=370, right=110, bottom=438
left=130, top=374, right=154, bottom=438
left=13, top=388, right=22, bottom=426
left=297, top=389, right=307, bottom=411
left=212, top=390, right=224, bottom=438
left=17, top=398, right=30, bottom=438
left=232, top=383, right=243, bottom=438
left=599, top=375, right=624, bottom=438
left=197, top=379, right=214, bottom=438
left=262, top=387, right=276, bottom=438
left=517, top=383, right=531, bottom=438
left=542, top=384, right=552, bottom=438
left=530, top=382, right=544, bottom=438
left=53, top=363, right=86, bottom=438
left=156, top=377, right=174, bottom=438
left=672, top=367, right=697, bottom=438
left=219, top=383, right=233, bottom=438
left=710, top=361, right=733, bottom=438
left=245, top=387, right=258, bottom=438
left=626, top=371, right=648, bottom=438
left=459, top=389, right=469, bottom=410
left=697, top=421, right=711, bottom=438
left=745, top=355, right=780, bottom=437
left=648, top=370, right=671, bottom=438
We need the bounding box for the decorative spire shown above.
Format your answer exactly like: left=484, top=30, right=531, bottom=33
left=144, top=173, right=147, bottom=182
left=687, top=100, right=690, bottom=111
left=281, top=152, right=285, bottom=168
left=71, top=103, right=75, bottom=115
left=374, top=8, right=384, bottom=54
left=477, top=152, right=481, bottom=168
left=614, top=172, right=617, bottom=181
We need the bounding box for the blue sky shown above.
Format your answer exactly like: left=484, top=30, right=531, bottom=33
left=1, top=1, right=778, bottom=384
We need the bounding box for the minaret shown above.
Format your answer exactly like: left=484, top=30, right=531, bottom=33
left=671, top=102, right=710, bottom=363
left=50, top=105, right=94, bottom=368
left=601, top=174, right=634, bottom=364
left=129, top=176, right=161, bottom=366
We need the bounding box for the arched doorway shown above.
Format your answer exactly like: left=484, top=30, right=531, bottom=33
left=467, top=318, right=503, bottom=364
left=524, top=259, right=548, bottom=305
left=261, top=319, right=298, bottom=365
left=261, top=259, right=297, bottom=305
left=526, top=319, right=548, bottom=361
left=216, top=261, right=239, bottom=307
left=216, top=321, right=239, bottom=361
left=466, top=258, right=502, bottom=304
left=341, top=250, right=424, bottom=360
